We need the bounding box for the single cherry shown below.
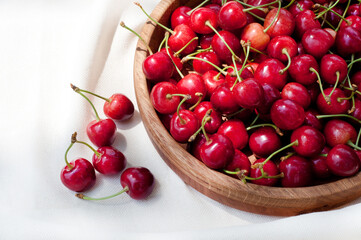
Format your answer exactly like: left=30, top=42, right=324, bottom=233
left=326, top=144, right=360, bottom=177
left=279, top=155, right=313, bottom=187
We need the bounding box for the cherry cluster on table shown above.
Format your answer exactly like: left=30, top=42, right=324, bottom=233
left=60, top=84, right=155, bottom=201
left=136, top=0, right=361, bottom=187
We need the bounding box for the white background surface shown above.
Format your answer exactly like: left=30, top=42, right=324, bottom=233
left=1, top=0, right=361, bottom=239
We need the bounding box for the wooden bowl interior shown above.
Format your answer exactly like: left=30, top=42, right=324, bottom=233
left=133, top=0, right=361, bottom=216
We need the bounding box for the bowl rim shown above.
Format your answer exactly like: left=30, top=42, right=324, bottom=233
left=133, top=0, right=361, bottom=216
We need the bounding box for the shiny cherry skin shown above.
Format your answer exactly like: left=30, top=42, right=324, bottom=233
left=218, top=1, right=247, bottom=31
left=86, top=118, right=117, bottom=147
left=170, top=109, right=200, bottom=143
left=320, top=54, right=348, bottom=85
left=254, top=58, right=288, bottom=90
left=294, top=10, right=321, bottom=38
left=193, top=101, right=222, bottom=134
left=171, top=6, right=192, bottom=29
left=177, top=73, right=207, bottom=105
left=323, top=119, right=357, bottom=147
left=267, top=35, right=298, bottom=63
left=211, top=30, right=242, bottom=64
left=291, top=125, right=326, bottom=157
left=304, top=109, right=324, bottom=131
left=225, top=62, right=255, bottom=88
left=289, top=0, right=313, bottom=16
left=335, top=26, right=361, bottom=57
left=316, top=88, right=350, bottom=114
left=279, top=155, right=313, bottom=187
left=281, top=82, right=311, bottom=109
left=249, top=127, right=281, bottom=158
left=347, top=4, right=361, bottom=16
left=270, top=99, right=305, bottom=130
left=288, top=54, right=319, bottom=85
left=302, top=28, right=334, bottom=59
left=188, top=133, right=207, bottom=161
left=150, top=82, right=180, bottom=115
left=264, top=8, right=295, bottom=38
left=326, top=144, right=361, bottom=177
left=192, top=51, right=221, bottom=74
left=199, top=33, right=214, bottom=49
left=142, top=51, right=174, bottom=83
left=246, top=0, right=278, bottom=18
left=103, top=93, right=134, bottom=121
left=240, top=22, right=270, bottom=51
left=92, top=146, right=126, bottom=175
left=351, top=98, right=361, bottom=120
left=120, top=167, right=155, bottom=200
left=326, top=5, right=343, bottom=27
left=210, top=85, right=239, bottom=114
left=217, top=119, right=248, bottom=150
left=168, top=24, right=198, bottom=55
left=310, top=147, right=331, bottom=179
left=200, top=133, right=235, bottom=169
left=159, top=47, right=183, bottom=74
left=190, top=7, right=218, bottom=34
left=340, top=15, right=361, bottom=31
left=224, top=149, right=251, bottom=178
left=250, top=159, right=279, bottom=186
left=233, top=78, right=264, bottom=110
left=61, top=158, right=96, bottom=192
left=202, top=70, right=226, bottom=97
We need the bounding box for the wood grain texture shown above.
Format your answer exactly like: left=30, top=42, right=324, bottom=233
left=133, top=0, right=361, bottom=216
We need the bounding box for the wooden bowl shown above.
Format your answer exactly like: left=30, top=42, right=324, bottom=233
left=133, top=0, right=361, bottom=216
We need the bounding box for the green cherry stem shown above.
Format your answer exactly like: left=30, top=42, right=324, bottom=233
left=76, top=186, right=130, bottom=200
left=347, top=140, right=361, bottom=151
left=279, top=48, right=291, bottom=75
left=187, top=0, right=211, bottom=15
left=182, top=56, right=227, bottom=75
left=335, top=0, right=351, bottom=32
left=327, top=71, right=340, bottom=100
left=309, top=67, right=330, bottom=104
left=177, top=94, right=192, bottom=125
left=263, top=0, right=282, bottom=33
left=64, top=132, right=78, bottom=170
left=260, top=140, right=298, bottom=166
left=120, top=21, right=153, bottom=55
left=356, top=127, right=361, bottom=146
left=174, top=36, right=199, bottom=56
left=71, top=84, right=101, bottom=121
left=164, top=32, right=184, bottom=79
left=188, top=109, right=212, bottom=142
left=316, top=114, right=361, bottom=125
left=246, top=123, right=283, bottom=136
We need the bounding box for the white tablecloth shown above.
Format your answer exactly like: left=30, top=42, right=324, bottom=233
left=1, top=0, right=361, bottom=239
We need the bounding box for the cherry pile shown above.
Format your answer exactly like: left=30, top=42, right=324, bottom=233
left=60, top=84, right=155, bottom=200
left=136, top=0, right=361, bottom=187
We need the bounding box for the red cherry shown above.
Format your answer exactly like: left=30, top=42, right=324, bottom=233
left=335, top=26, right=361, bottom=57
left=264, top=8, right=295, bottom=38
left=217, top=119, right=248, bottom=150
left=302, top=28, right=334, bottom=59
left=326, top=144, right=361, bottom=177
left=279, top=155, right=313, bottom=187
left=177, top=73, right=207, bottom=105
left=288, top=0, right=313, bottom=16
left=288, top=54, right=319, bottom=85
left=240, top=22, right=270, bottom=51
left=232, top=78, right=265, bottom=110
left=170, top=109, right=200, bottom=143
left=192, top=51, right=221, bottom=74
left=168, top=24, right=198, bottom=55
left=254, top=58, right=288, bottom=90
left=202, top=70, right=226, bottom=97
left=92, top=146, right=126, bottom=175
left=248, top=126, right=281, bottom=158
left=218, top=1, right=247, bottom=31
left=150, top=82, right=180, bottom=114
left=281, top=82, right=311, bottom=109
left=61, top=158, right=96, bottom=192
left=211, top=30, right=242, bottom=64
left=266, top=35, right=298, bottom=63
left=320, top=54, right=347, bottom=85
left=200, top=133, right=235, bottom=169
left=120, top=167, right=155, bottom=200
left=310, top=153, right=331, bottom=179
left=304, top=109, right=324, bottom=131
left=270, top=99, right=305, bottom=130
left=86, top=119, right=117, bottom=148
left=246, top=0, right=278, bottom=18
left=171, top=6, right=192, bottom=29
left=193, top=101, right=222, bottom=134
left=290, top=125, right=326, bottom=157
left=142, top=51, right=174, bottom=83
left=224, top=149, right=251, bottom=178
left=256, top=82, right=281, bottom=115
left=323, top=119, right=357, bottom=147
left=250, top=159, right=279, bottom=186
left=190, top=7, right=218, bottom=34
left=294, top=10, right=321, bottom=38
left=103, top=93, right=134, bottom=121
left=210, top=84, right=239, bottom=114
left=316, top=88, right=350, bottom=114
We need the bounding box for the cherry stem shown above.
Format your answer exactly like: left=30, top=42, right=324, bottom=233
left=335, top=0, right=351, bottom=32
left=246, top=11, right=266, bottom=22
left=249, top=113, right=260, bottom=127
left=237, top=0, right=279, bottom=10
left=120, top=21, right=153, bottom=55
left=205, top=21, right=242, bottom=62
left=279, top=48, right=291, bottom=75
left=164, top=32, right=184, bottom=79
left=316, top=114, right=361, bottom=125
left=182, top=56, right=227, bottom=75
left=71, top=84, right=110, bottom=102
left=261, top=140, right=298, bottom=166
left=75, top=140, right=101, bottom=158
left=182, top=47, right=212, bottom=59
left=347, top=140, right=361, bottom=151
left=71, top=84, right=101, bottom=121
left=177, top=94, right=192, bottom=125
left=158, top=35, right=167, bottom=52
left=283, top=0, right=296, bottom=9
left=315, top=0, right=341, bottom=20
left=280, top=152, right=294, bottom=161
left=187, top=0, right=211, bottom=15
left=327, top=71, right=340, bottom=100
left=241, top=40, right=266, bottom=55
left=309, top=67, right=330, bottom=105
left=356, top=127, right=361, bottom=146
left=76, top=186, right=130, bottom=200
left=246, top=123, right=283, bottom=136
left=189, top=93, right=204, bottom=111
left=189, top=109, right=212, bottom=142
left=64, top=132, right=78, bottom=170
left=174, top=36, right=199, bottom=56
left=134, top=2, right=174, bottom=34
left=224, top=108, right=246, bottom=119
left=263, top=0, right=281, bottom=33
